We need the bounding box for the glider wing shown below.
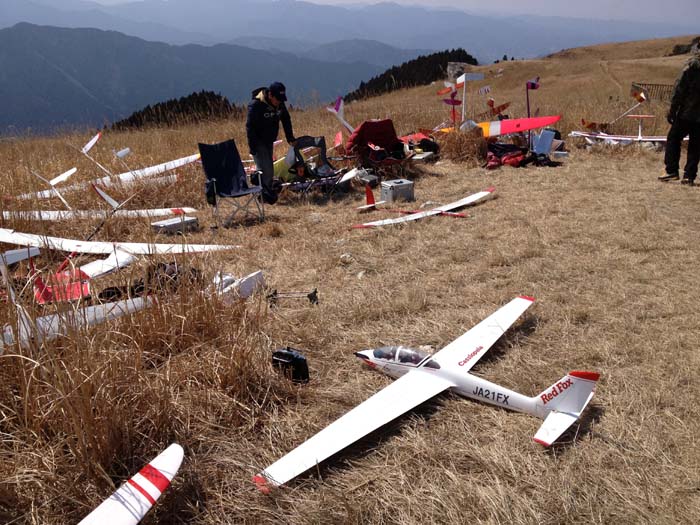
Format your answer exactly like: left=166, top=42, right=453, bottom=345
left=78, top=443, right=183, bottom=525
left=254, top=369, right=455, bottom=491
left=0, top=228, right=238, bottom=255
left=429, top=296, right=534, bottom=373
left=353, top=188, right=494, bottom=228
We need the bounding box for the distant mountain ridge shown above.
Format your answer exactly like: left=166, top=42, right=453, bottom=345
left=228, top=37, right=430, bottom=68
left=0, top=23, right=381, bottom=132
left=2, top=0, right=697, bottom=62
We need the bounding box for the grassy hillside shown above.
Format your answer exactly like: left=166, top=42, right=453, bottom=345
left=1, top=37, right=699, bottom=524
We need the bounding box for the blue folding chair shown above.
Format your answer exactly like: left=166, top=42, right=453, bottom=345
left=198, top=139, right=264, bottom=227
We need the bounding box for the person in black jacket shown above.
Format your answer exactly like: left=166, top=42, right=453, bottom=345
left=659, top=45, right=700, bottom=185
left=246, top=82, right=296, bottom=203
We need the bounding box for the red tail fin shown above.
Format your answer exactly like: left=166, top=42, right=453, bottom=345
left=365, top=184, right=375, bottom=206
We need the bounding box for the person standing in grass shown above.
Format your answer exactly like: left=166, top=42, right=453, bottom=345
left=246, top=82, right=296, bottom=203
left=659, top=44, right=700, bottom=185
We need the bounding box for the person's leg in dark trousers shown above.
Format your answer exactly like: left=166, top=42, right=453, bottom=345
left=664, top=118, right=690, bottom=178
left=683, top=122, right=700, bottom=184
left=253, top=144, right=277, bottom=204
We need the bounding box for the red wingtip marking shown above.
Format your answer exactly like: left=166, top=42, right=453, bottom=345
left=172, top=208, right=185, bottom=215
left=519, top=295, right=536, bottom=302
left=127, top=479, right=157, bottom=505
left=485, top=186, right=496, bottom=193
left=570, top=371, right=600, bottom=381
left=351, top=224, right=373, bottom=229
left=140, top=464, right=170, bottom=493
left=533, top=437, right=551, bottom=447
left=252, top=475, right=272, bottom=494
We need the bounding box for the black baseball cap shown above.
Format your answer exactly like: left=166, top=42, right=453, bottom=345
left=269, top=82, right=287, bottom=102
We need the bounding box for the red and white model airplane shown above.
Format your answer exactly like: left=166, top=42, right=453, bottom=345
left=254, top=296, right=600, bottom=492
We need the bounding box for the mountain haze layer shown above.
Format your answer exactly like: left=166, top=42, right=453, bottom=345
left=0, top=23, right=381, bottom=132
left=2, top=0, right=696, bottom=62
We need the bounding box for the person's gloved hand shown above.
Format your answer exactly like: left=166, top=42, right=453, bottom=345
left=288, top=138, right=297, bottom=147
left=667, top=111, right=676, bottom=125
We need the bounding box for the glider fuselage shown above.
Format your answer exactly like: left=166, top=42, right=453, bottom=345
left=355, top=347, right=541, bottom=417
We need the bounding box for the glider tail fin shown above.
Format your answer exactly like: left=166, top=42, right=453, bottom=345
left=533, top=371, right=599, bottom=446
left=365, top=184, right=375, bottom=207
left=326, top=97, right=355, bottom=134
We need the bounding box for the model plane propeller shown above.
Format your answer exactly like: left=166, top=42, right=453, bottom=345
left=253, top=296, right=600, bottom=492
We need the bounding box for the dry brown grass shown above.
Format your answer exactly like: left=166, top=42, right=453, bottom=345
left=2, top=37, right=700, bottom=524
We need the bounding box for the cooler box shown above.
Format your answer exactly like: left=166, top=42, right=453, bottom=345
left=380, top=179, right=414, bottom=203
left=151, top=216, right=199, bottom=234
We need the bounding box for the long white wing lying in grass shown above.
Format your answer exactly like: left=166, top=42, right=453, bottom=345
left=0, top=228, right=238, bottom=255
left=353, top=187, right=495, bottom=228
left=17, top=153, right=200, bottom=200
left=78, top=443, right=183, bottom=525
left=2, top=208, right=197, bottom=221
left=254, top=369, right=455, bottom=491
left=2, top=296, right=156, bottom=351
left=430, top=296, right=534, bottom=373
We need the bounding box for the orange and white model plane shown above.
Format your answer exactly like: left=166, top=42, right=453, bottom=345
left=254, top=296, right=600, bottom=492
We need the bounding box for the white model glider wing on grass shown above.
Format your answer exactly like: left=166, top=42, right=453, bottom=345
left=2, top=208, right=197, bottom=221
left=78, top=443, right=183, bottom=525
left=91, top=184, right=197, bottom=217
left=353, top=187, right=495, bottom=228
left=429, top=295, right=535, bottom=372
left=0, top=228, right=238, bottom=255
left=18, top=153, right=200, bottom=200
left=254, top=369, right=455, bottom=491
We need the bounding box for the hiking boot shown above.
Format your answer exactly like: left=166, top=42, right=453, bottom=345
left=658, top=172, right=679, bottom=182
left=681, top=178, right=695, bottom=186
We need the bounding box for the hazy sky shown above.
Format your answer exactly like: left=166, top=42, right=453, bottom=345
left=90, top=0, right=698, bottom=26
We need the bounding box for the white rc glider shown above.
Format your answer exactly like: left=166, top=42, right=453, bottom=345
left=357, top=184, right=468, bottom=218
left=254, top=296, right=600, bottom=492
left=352, top=187, right=495, bottom=228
